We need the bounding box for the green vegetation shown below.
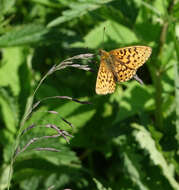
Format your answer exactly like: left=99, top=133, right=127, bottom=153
left=0, top=0, right=178, bottom=189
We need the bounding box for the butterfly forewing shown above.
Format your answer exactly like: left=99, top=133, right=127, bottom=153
left=96, top=59, right=116, bottom=95
left=109, top=46, right=152, bottom=70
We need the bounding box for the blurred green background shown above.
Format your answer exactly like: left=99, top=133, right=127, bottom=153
left=0, top=0, right=178, bottom=189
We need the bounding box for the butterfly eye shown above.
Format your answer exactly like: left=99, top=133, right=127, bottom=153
left=99, top=49, right=103, bottom=55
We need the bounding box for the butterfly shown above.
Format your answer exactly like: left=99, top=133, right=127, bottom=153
left=95, top=46, right=152, bottom=95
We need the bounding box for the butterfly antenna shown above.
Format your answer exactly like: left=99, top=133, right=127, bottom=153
left=102, top=27, right=106, bottom=49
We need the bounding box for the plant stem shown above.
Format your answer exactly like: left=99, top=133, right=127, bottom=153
left=153, top=0, right=175, bottom=130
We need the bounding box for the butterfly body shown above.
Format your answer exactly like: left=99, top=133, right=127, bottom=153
left=96, top=46, right=152, bottom=95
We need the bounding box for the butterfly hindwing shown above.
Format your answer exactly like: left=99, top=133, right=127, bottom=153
left=96, top=59, right=116, bottom=95
left=113, top=65, right=136, bottom=82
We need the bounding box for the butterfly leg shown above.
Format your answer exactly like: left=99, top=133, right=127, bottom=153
left=133, top=74, right=144, bottom=85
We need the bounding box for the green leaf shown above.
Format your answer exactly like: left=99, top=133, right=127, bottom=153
left=113, top=82, right=155, bottom=123
left=0, top=0, right=16, bottom=15
left=0, top=47, right=27, bottom=95
left=0, top=88, right=18, bottom=162
left=134, top=6, right=161, bottom=42
left=0, top=24, right=63, bottom=47
left=172, top=2, right=179, bottom=18
left=14, top=142, right=84, bottom=189
left=93, top=178, right=112, bottom=190
left=47, top=0, right=114, bottom=27
left=0, top=88, right=18, bottom=134
left=152, top=0, right=167, bottom=16
left=25, top=99, right=95, bottom=134
left=0, top=164, right=10, bottom=190
left=132, top=123, right=179, bottom=190
left=72, top=20, right=138, bottom=49
left=16, top=141, right=80, bottom=165
left=134, top=0, right=161, bottom=16
left=123, top=153, right=149, bottom=190
left=31, top=0, right=63, bottom=8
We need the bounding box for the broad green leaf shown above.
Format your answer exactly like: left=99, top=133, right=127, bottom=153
left=16, top=141, right=80, bottom=165
left=31, top=0, right=63, bottom=8
left=0, top=24, right=62, bottom=47
left=58, top=100, right=95, bottom=131
left=0, top=47, right=26, bottom=95
left=134, top=0, right=161, bottom=16
left=0, top=0, right=16, bottom=15
left=0, top=88, right=18, bottom=163
left=132, top=123, right=179, bottom=190
left=0, top=88, right=17, bottom=133
left=25, top=99, right=95, bottom=134
left=123, top=153, right=149, bottom=190
left=14, top=142, right=83, bottom=189
left=72, top=20, right=138, bottom=49
left=47, top=0, right=114, bottom=27
left=172, top=2, right=179, bottom=18
left=134, top=5, right=161, bottom=42
left=20, top=176, right=39, bottom=190
left=152, top=0, right=167, bottom=16
left=113, top=135, right=150, bottom=190
left=0, top=164, right=10, bottom=190
left=113, top=82, right=155, bottom=123
left=93, top=178, right=112, bottom=190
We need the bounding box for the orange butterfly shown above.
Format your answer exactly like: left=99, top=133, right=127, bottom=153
left=96, top=46, right=152, bottom=95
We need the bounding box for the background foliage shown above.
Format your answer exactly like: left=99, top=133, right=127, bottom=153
left=0, top=0, right=178, bottom=189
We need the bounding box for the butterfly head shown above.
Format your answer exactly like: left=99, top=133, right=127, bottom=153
left=99, top=49, right=109, bottom=59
